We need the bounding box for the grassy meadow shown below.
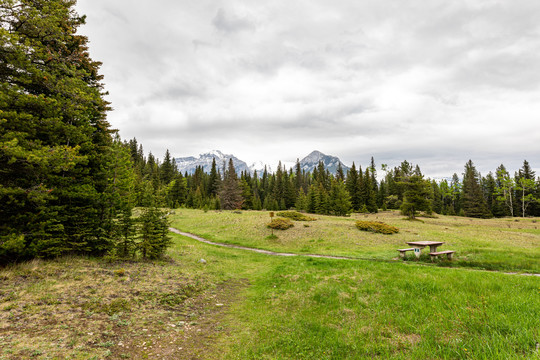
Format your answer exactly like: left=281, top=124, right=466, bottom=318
left=0, top=210, right=539, bottom=359
left=170, top=209, right=540, bottom=273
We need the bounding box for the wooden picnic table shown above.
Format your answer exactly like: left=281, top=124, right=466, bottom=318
left=406, top=241, right=444, bottom=253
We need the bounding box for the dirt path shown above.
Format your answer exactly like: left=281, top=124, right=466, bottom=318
left=169, top=227, right=355, bottom=260
left=169, top=227, right=540, bottom=277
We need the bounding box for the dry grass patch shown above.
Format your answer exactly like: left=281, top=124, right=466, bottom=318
left=0, top=257, right=246, bottom=360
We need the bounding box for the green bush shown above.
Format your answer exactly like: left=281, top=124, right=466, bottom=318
left=355, top=220, right=399, bottom=235
left=276, top=211, right=316, bottom=221
left=267, top=218, right=294, bottom=230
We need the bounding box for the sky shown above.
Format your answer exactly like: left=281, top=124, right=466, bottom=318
left=75, top=0, right=540, bottom=178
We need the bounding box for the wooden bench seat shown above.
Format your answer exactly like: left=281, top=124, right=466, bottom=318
left=397, top=248, right=416, bottom=258
left=429, top=250, right=455, bottom=261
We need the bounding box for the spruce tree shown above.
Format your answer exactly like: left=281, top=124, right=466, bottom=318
left=400, top=174, right=432, bottom=219
left=160, top=149, right=175, bottom=185
left=137, top=207, right=171, bottom=259
left=219, top=159, right=244, bottom=210
left=431, top=180, right=443, bottom=214
left=462, top=160, right=491, bottom=218
left=208, top=157, right=220, bottom=197
left=346, top=163, right=360, bottom=211
left=330, top=179, right=352, bottom=216
left=0, top=0, right=130, bottom=262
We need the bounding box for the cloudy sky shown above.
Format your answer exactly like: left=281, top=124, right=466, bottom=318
left=75, top=0, right=540, bottom=178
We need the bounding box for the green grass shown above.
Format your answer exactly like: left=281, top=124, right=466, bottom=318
left=1, top=211, right=539, bottom=359
left=223, top=257, right=538, bottom=359
left=170, top=209, right=540, bottom=273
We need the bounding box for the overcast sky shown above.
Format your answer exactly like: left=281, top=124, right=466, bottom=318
left=75, top=0, right=540, bottom=178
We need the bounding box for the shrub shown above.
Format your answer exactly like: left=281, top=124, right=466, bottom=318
left=267, top=218, right=294, bottom=230
left=276, top=211, right=316, bottom=221
left=355, top=220, right=399, bottom=235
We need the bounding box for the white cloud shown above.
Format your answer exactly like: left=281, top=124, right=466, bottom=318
left=76, top=0, right=540, bottom=177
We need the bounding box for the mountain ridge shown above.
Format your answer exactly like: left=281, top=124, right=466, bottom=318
left=174, top=150, right=348, bottom=175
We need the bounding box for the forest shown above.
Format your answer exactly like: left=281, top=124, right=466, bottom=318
left=1, top=0, right=539, bottom=264
left=125, top=141, right=540, bottom=220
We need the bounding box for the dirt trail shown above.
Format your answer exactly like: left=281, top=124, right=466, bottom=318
left=169, top=227, right=354, bottom=260
left=169, top=227, right=540, bottom=277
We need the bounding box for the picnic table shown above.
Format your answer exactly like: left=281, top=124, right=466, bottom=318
left=397, top=241, right=455, bottom=260
left=406, top=241, right=444, bottom=253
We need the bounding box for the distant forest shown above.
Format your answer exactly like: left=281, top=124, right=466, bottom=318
left=127, top=140, right=540, bottom=221
left=1, top=1, right=538, bottom=264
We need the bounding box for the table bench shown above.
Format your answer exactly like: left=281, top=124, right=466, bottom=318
left=429, top=250, right=455, bottom=261
left=397, top=248, right=416, bottom=258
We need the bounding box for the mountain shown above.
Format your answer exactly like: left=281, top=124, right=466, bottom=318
left=249, top=161, right=272, bottom=175
left=174, top=150, right=349, bottom=176
left=174, top=150, right=251, bottom=175
left=299, top=150, right=349, bottom=175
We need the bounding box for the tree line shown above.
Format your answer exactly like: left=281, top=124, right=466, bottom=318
left=128, top=142, right=540, bottom=220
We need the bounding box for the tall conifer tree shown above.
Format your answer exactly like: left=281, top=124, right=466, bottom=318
left=462, top=160, right=491, bottom=218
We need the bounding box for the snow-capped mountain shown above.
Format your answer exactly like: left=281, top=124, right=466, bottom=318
left=174, top=150, right=349, bottom=176
left=249, top=161, right=272, bottom=175
left=299, top=150, right=349, bottom=174
left=174, top=150, right=251, bottom=175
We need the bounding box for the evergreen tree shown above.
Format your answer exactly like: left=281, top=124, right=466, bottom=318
left=431, top=180, right=443, bottom=214
left=462, top=160, right=491, bottom=218
left=346, top=163, right=360, bottom=211
left=295, top=188, right=308, bottom=211
left=330, top=179, right=352, bottom=216
left=208, top=157, right=220, bottom=197
left=400, top=174, right=432, bottom=219
left=307, top=184, right=320, bottom=214
left=240, top=178, right=253, bottom=209
left=363, top=167, right=378, bottom=213
left=219, top=159, right=244, bottom=210
left=0, top=0, right=131, bottom=262
left=160, top=149, right=175, bottom=185
left=116, top=207, right=136, bottom=258
left=137, top=207, right=171, bottom=259
left=336, top=163, right=345, bottom=182
left=449, top=173, right=462, bottom=215
left=168, top=173, right=186, bottom=208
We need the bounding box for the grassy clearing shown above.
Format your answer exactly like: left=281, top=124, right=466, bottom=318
left=1, top=212, right=539, bottom=359
left=169, top=209, right=540, bottom=273
left=226, top=257, right=539, bottom=359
